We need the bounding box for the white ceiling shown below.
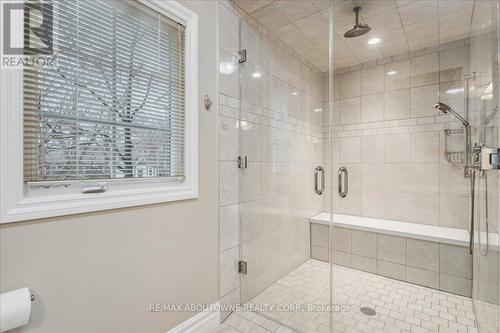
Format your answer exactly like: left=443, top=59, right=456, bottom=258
left=233, top=0, right=496, bottom=72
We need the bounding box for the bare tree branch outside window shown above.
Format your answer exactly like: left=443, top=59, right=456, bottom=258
left=23, top=0, right=186, bottom=182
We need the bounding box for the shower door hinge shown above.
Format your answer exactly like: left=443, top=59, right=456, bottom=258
left=238, top=261, right=248, bottom=274
left=238, top=156, right=248, bottom=169
left=238, top=50, right=247, bottom=63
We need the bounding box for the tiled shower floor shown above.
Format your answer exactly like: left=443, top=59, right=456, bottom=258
left=214, top=259, right=477, bottom=333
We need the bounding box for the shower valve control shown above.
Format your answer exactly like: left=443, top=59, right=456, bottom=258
left=473, top=146, right=500, bottom=170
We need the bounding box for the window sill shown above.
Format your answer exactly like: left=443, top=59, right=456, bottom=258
left=1, top=185, right=198, bottom=223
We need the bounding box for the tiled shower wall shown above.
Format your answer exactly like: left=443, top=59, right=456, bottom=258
left=324, top=40, right=472, bottom=230
left=218, top=0, right=324, bottom=320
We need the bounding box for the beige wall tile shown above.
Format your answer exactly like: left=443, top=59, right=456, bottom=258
left=377, top=260, right=407, bottom=281
left=362, top=135, right=385, bottom=163
left=311, top=245, right=329, bottom=262
left=340, top=97, right=361, bottom=125
left=311, top=223, right=329, bottom=248
left=410, top=131, right=440, bottom=163
left=333, top=250, right=352, bottom=267
left=439, top=195, right=468, bottom=229
left=240, top=122, right=261, bottom=162
left=385, top=164, right=410, bottom=193
left=407, top=239, right=439, bottom=271
left=220, top=247, right=240, bottom=297
left=439, top=163, right=469, bottom=196
left=410, top=193, right=440, bottom=226
left=361, top=191, right=386, bottom=218
left=362, top=164, right=385, bottom=191
left=440, top=274, right=471, bottom=297
left=340, top=71, right=361, bottom=99
left=361, top=65, right=385, bottom=95
left=384, top=89, right=410, bottom=120
left=410, top=163, right=439, bottom=193
left=240, top=163, right=261, bottom=202
left=339, top=190, right=362, bottom=216
left=351, top=254, right=377, bottom=273
left=384, top=192, right=410, bottom=221
left=240, top=200, right=262, bottom=243
left=361, top=94, right=385, bottom=123
left=385, top=133, right=410, bottom=162
left=219, top=4, right=240, bottom=54
left=241, top=65, right=262, bottom=106
left=440, top=45, right=468, bottom=83
left=219, top=116, right=239, bottom=161
left=385, top=59, right=410, bottom=91
left=407, top=266, right=440, bottom=289
left=341, top=136, right=362, bottom=163
left=352, top=230, right=377, bottom=258
left=411, top=53, right=439, bottom=87
left=410, top=84, right=439, bottom=118
left=220, top=205, right=240, bottom=251
left=440, top=244, right=472, bottom=279
left=219, top=49, right=240, bottom=98
left=377, top=234, right=406, bottom=264
left=220, top=162, right=240, bottom=206
left=439, top=81, right=465, bottom=115
left=332, top=226, right=351, bottom=252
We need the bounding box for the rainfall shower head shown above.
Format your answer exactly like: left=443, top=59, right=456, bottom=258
left=433, top=102, right=469, bottom=127
left=344, top=7, right=371, bottom=38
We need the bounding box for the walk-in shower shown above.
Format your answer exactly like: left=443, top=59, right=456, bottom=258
left=217, top=1, right=500, bottom=332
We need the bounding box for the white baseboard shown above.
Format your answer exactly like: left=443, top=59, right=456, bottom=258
left=167, top=303, right=220, bottom=333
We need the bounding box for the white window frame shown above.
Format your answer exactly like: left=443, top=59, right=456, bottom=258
left=0, top=0, right=199, bottom=223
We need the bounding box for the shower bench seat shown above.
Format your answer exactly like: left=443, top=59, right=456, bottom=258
left=310, top=212, right=469, bottom=246
left=309, top=212, right=473, bottom=296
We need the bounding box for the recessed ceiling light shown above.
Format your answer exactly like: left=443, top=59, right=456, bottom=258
left=252, top=72, right=261, bottom=78
left=314, top=108, right=322, bottom=113
left=291, top=91, right=298, bottom=96
left=386, top=70, right=397, bottom=76
left=367, top=38, right=380, bottom=45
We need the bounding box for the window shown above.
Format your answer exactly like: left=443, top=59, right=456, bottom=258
left=0, top=0, right=198, bottom=223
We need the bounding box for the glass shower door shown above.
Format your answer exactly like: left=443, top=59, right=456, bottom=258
left=469, top=2, right=500, bottom=331
left=237, top=6, right=333, bottom=332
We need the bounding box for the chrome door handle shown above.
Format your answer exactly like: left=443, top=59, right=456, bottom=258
left=338, top=167, right=348, bottom=198
left=314, top=166, right=324, bottom=195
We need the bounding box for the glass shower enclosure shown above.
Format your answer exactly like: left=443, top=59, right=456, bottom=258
left=218, top=1, right=500, bottom=332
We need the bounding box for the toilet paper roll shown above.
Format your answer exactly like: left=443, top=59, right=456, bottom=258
left=0, top=288, right=32, bottom=332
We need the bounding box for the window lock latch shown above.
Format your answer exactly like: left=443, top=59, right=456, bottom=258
left=81, top=182, right=107, bottom=194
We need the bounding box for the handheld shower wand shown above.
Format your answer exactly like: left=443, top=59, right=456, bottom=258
left=433, top=102, right=474, bottom=254
left=433, top=102, right=471, bottom=174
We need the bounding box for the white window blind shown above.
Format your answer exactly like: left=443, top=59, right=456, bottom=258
left=24, top=0, right=186, bottom=183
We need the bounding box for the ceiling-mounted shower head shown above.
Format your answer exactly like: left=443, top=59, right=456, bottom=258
left=344, top=7, right=371, bottom=38
left=433, top=102, right=469, bottom=127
